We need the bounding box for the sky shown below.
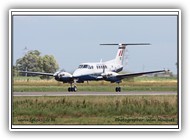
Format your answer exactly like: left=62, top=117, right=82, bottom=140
left=13, top=14, right=178, bottom=74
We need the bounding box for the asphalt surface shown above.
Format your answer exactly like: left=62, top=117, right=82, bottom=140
left=13, top=91, right=177, bottom=96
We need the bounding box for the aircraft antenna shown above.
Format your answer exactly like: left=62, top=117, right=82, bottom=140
left=23, top=46, right=29, bottom=56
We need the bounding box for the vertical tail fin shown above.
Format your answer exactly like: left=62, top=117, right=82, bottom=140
left=115, top=44, right=127, bottom=65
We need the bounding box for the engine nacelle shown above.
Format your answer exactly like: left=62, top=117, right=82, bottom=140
left=54, top=72, right=73, bottom=83
left=101, top=71, right=118, bottom=78
left=58, top=72, right=72, bottom=78
left=101, top=71, right=121, bottom=83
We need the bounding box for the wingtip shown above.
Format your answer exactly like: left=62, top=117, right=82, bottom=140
left=163, top=68, right=170, bottom=73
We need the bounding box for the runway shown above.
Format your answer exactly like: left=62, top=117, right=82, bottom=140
left=13, top=91, right=177, bottom=96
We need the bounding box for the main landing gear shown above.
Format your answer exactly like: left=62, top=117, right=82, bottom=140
left=68, top=83, right=77, bottom=92
left=115, top=82, right=121, bottom=92
left=115, top=87, right=121, bottom=92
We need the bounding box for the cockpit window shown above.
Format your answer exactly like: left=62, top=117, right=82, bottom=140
left=78, top=64, right=92, bottom=69
left=78, top=65, right=83, bottom=68
left=83, top=65, right=88, bottom=68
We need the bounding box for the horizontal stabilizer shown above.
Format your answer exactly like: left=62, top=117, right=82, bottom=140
left=100, top=43, right=151, bottom=46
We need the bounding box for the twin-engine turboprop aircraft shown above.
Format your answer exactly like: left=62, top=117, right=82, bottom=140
left=20, top=43, right=166, bottom=92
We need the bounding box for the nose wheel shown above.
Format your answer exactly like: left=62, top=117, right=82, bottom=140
left=68, top=83, right=77, bottom=92
left=68, top=86, right=77, bottom=92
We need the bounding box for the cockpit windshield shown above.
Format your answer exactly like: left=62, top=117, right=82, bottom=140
left=78, top=64, right=93, bottom=69
left=84, top=65, right=89, bottom=68
left=78, top=65, right=83, bottom=68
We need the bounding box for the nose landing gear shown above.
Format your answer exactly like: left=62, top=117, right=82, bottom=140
left=68, top=83, right=77, bottom=92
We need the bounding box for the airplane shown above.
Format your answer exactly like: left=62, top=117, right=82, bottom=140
left=20, top=43, right=166, bottom=92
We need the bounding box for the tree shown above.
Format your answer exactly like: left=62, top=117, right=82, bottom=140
left=42, top=55, right=59, bottom=73
left=12, top=66, right=19, bottom=77
left=16, top=50, right=42, bottom=72
left=16, top=50, right=59, bottom=76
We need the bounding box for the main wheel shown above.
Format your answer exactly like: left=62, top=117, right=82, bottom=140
left=68, top=87, right=71, bottom=92
left=118, top=87, right=121, bottom=92
left=115, top=87, right=118, bottom=92
left=115, top=87, right=121, bottom=92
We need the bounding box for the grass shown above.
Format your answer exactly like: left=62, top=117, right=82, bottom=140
left=13, top=76, right=177, bottom=92
left=13, top=95, right=178, bottom=125
left=12, top=76, right=178, bottom=125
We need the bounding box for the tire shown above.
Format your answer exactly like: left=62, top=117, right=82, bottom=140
left=68, top=87, right=71, bottom=92
left=118, top=87, right=121, bottom=92
left=115, top=87, right=121, bottom=92
left=115, top=87, right=118, bottom=92
left=73, top=86, right=77, bottom=92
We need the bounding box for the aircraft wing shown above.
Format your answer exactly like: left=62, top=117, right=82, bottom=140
left=19, top=71, right=54, bottom=76
left=116, top=70, right=166, bottom=79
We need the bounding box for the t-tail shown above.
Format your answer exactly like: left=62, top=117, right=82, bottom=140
left=100, top=43, right=151, bottom=66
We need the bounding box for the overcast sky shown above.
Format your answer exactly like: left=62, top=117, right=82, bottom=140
left=13, top=15, right=178, bottom=74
